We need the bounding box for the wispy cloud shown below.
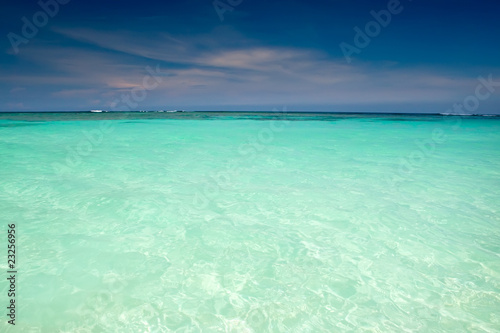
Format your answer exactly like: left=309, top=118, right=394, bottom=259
left=9, top=87, right=26, bottom=93
left=1, top=25, right=498, bottom=112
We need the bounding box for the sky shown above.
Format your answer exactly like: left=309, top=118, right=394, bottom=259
left=0, top=0, right=499, bottom=113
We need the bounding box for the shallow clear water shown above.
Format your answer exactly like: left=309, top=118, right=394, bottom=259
left=0, top=112, right=499, bottom=332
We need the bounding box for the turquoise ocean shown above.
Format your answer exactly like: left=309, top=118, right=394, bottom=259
left=0, top=112, right=499, bottom=332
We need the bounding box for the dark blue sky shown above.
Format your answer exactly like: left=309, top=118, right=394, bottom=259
left=1, top=0, right=499, bottom=112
